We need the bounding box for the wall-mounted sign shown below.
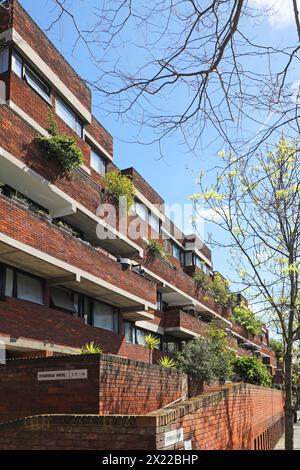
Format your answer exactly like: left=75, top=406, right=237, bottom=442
left=184, top=440, right=192, bottom=450
left=37, top=369, right=88, bottom=381
left=164, top=428, right=184, bottom=447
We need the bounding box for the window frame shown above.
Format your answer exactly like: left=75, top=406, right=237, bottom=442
left=55, top=95, right=83, bottom=138
left=92, top=299, right=119, bottom=333
left=0, top=263, right=45, bottom=306
left=171, top=241, right=184, bottom=264
left=148, top=211, right=161, bottom=234
left=11, top=49, right=52, bottom=105
left=90, top=146, right=107, bottom=176
left=50, top=286, right=82, bottom=316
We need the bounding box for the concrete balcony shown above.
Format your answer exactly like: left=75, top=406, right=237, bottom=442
left=231, top=324, right=276, bottom=358
left=162, top=309, right=210, bottom=338
left=0, top=194, right=157, bottom=312
left=140, top=254, right=232, bottom=325
left=0, top=106, right=142, bottom=258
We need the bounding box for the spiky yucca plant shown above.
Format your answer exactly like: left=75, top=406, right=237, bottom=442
left=80, top=341, right=103, bottom=354
left=158, top=356, right=176, bottom=369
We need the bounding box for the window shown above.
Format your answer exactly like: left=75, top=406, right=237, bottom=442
left=23, top=64, right=51, bottom=103
left=4, top=268, right=13, bottom=297
left=124, top=321, right=134, bottom=343
left=2, top=266, right=44, bottom=305
left=50, top=287, right=77, bottom=314
left=16, top=272, right=44, bottom=304
left=157, top=292, right=163, bottom=311
left=93, top=300, right=119, bottom=332
left=56, top=96, right=83, bottom=137
left=149, top=211, right=160, bottom=233
left=11, top=50, right=51, bottom=104
left=195, top=255, right=204, bottom=269
left=134, top=201, right=147, bottom=221
left=172, top=241, right=183, bottom=263
left=0, top=48, right=9, bottom=74
left=11, top=50, right=22, bottom=77
left=135, top=328, right=147, bottom=346
left=184, top=251, right=193, bottom=266
left=91, top=148, right=107, bottom=175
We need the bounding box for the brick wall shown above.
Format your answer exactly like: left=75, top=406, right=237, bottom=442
left=154, top=383, right=284, bottom=450
left=98, top=355, right=186, bottom=415
left=0, top=383, right=284, bottom=450
left=0, top=354, right=188, bottom=423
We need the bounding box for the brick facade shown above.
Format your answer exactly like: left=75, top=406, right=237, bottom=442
left=0, top=0, right=279, bottom=378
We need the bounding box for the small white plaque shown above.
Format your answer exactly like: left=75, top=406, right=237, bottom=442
left=38, top=369, right=88, bottom=381
left=164, top=428, right=184, bottom=447
left=184, top=440, right=192, bottom=450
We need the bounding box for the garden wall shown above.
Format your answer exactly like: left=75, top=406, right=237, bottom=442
left=0, top=384, right=284, bottom=450
left=0, top=354, right=191, bottom=423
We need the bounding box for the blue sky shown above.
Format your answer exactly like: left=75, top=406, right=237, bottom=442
left=19, top=0, right=298, bottom=282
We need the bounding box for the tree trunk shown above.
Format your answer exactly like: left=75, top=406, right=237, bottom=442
left=284, top=348, right=294, bottom=450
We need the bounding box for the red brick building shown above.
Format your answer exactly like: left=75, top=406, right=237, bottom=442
left=0, top=0, right=277, bottom=372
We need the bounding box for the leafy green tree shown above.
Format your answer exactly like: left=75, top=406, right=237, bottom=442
left=191, top=137, right=300, bottom=449
left=269, top=339, right=284, bottom=362
left=233, top=356, right=272, bottom=387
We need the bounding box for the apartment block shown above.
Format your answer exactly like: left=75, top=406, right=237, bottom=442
left=0, top=0, right=277, bottom=373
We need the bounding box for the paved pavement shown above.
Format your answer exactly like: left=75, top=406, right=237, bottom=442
left=275, top=421, right=300, bottom=450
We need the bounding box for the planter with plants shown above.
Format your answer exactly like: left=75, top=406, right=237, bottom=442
left=232, top=301, right=263, bottom=336
left=55, top=220, right=82, bottom=238
left=103, top=171, right=135, bottom=213
left=36, top=209, right=53, bottom=223
left=11, top=191, right=31, bottom=209
left=146, top=239, right=174, bottom=268
left=37, top=111, right=83, bottom=177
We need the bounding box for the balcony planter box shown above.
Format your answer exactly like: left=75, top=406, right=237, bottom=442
left=36, top=210, right=53, bottom=223
left=11, top=195, right=30, bottom=210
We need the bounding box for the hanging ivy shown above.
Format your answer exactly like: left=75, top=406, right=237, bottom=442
left=37, top=111, right=83, bottom=176
left=103, top=171, right=135, bottom=212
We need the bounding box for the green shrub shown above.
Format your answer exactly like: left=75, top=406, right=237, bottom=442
left=232, top=356, right=272, bottom=387
left=232, top=301, right=263, bottom=335
left=176, top=325, right=234, bottom=384
left=104, top=171, right=135, bottom=212
left=37, top=112, right=83, bottom=176
left=193, top=271, right=235, bottom=308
